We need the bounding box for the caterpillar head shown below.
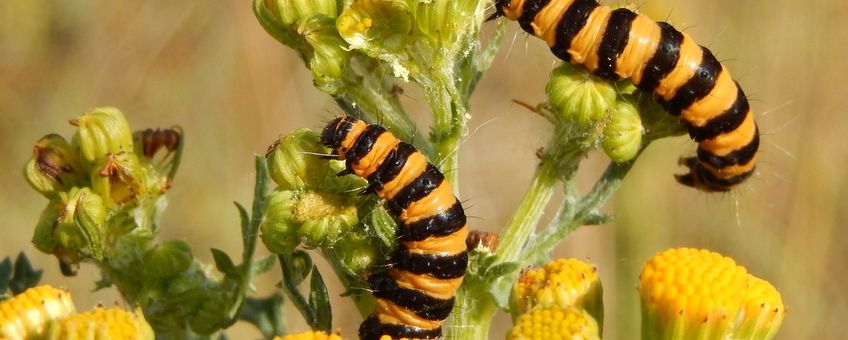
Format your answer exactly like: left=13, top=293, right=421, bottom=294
left=488, top=0, right=524, bottom=21
left=320, top=116, right=357, bottom=156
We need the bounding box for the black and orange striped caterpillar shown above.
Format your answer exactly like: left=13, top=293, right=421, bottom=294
left=320, top=117, right=468, bottom=340
left=491, top=0, right=759, bottom=192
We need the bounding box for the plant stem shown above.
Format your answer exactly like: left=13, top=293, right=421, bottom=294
left=319, top=249, right=374, bottom=318
left=444, top=274, right=498, bottom=340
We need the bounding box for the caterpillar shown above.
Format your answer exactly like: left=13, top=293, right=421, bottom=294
left=320, top=117, right=468, bottom=340
left=491, top=0, right=759, bottom=192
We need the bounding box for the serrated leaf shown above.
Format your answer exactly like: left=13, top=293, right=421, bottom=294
left=308, top=266, right=332, bottom=332
left=0, top=257, right=11, bottom=293
left=235, top=202, right=251, bottom=248
left=211, top=248, right=238, bottom=277
left=278, top=253, right=315, bottom=327
left=10, top=253, right=42, bottom=294
left=252, top=255, right=277, bottom=275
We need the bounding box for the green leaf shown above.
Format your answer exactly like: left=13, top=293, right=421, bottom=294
left=9, top=253, right=42, bottom=294
left=582, top=212, right=613, bottom=226
left=0, top=257, right=11, bottom=294
left=241, top=294, right=286, bottom=338
left=211, top=248, right=238, bottom=277
left=278, top=252, right=315, bottom=327
left=235, top=202, right=251, bottom=249
left=487, top=275, right=515, bottom=311
left=252, top=255, right=277, bottom=276
left=483, top=261, right=520, bottom=282
left=308, top=265, right=332, bottom=332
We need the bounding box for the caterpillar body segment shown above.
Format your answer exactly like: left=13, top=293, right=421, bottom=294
left=492, top=0, right=759, bottom=191
left=320, top=117, right=468, bottom=340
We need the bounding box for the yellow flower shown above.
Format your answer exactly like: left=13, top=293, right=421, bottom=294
left=0, top=285, right=76, bottom=339
left=511, top=258, right=603, bottom=327
left=45, top=306, right=153, bottom=340
left=507, top=307, right=600, bottom=340
left=274, top=330, right=343, bottom=340
left=639, top=247, right=785, bottom=340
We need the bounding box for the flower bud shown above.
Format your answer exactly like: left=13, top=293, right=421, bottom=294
left=32, top=187, right=106, bottom=263
left=601, top=98, right=643, bottom=162
left=274, top=330, right=343, bottom=340
left=545, top=64, right=617, bottom=130
left=299, top=16, right=351, bottom=92
left=413, top=0, right=484, bottom=50
left=295, top=191, right=359, bottom=248
left=133, top=127, right=183, bottom=180
left=333, top=230, right=379, bottom=275
left=45, top=307, right=154, bottom=340
left=510, top=258, right=603, bottom=328
left=639, top=248, right=749, bottom=340
left=507, top=307, right=600, bottom=340
left=23, top=134, right=85, bottom=197
left=72, top=107, right=134, bottom=164
left=260, top=189, right=302, bottom=254
left=737, top=275, right=786, bottom=340
left=266, top=129, right=328, bottom=191
left=143, top=240, right=194, bottom=281
left=337, top=0, right=414, bottom=79
left=0, top=285, right=76, bottom=339
left=89, top=152, right=147, bottom=206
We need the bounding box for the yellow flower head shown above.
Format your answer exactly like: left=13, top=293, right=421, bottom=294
left=507, top=307, right=600, bottom=340
left=511, top=258, right=603, bottom=327
left=45, top=306, right=153, bottom=340
left=274, top=330, right=343, bottom=340
left=0, top=285, right=76, bottom=339
left=639, top=247, right=782, bottom=340
left=737, top=275, right=786, bottom=340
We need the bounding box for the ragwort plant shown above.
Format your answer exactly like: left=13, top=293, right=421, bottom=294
left=14, top=0, right=786, bottom=339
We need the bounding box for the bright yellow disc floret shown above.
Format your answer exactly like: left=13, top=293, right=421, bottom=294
left=507, top=307, right=600, bottom=340
left=0, top=285, right=75, bottom=339
left=274, top=330, right=343, bottom=340
left=45, top=306, right=153, bottom=340
left=512, top=258, right=602, bottom=318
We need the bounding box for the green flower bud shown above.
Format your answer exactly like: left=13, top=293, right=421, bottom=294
left=72, top=107, right=134, bottom=164
left=269, top=0, right=338, bottom=25
left=545, top=63, right=617, bottom=130
left=32, top=187, right=106, bottom=264
left=332, top=229, right=379, bottom=275
left=602, top=99, right=643, bottom=162
left=413, top=0, right=485, bottom=50
left=143, top=240, right=193, bottom=281
left=637, top=94, right=687, bottom=143
left=23, top=134, right=85, bottom=198
left=267, top=129, right=328, bottom=190
left=366, top=204, right=397, bottom=248
left=295, top=191, right=358, bottom=248
left=300, top=16, right=351, bottom=92
left=337, top=0, right=414, bottom=79
left=261, top=190, right=302, bottom=254
left=90, top=152, right=147, bottom=206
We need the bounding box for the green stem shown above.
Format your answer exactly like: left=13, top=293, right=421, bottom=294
left=445, top=275, right=498, bottom=340
left=320, top=249, right=374, bottom=318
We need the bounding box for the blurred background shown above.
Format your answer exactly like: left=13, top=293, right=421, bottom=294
left=1, top=0, right=844, bottom=338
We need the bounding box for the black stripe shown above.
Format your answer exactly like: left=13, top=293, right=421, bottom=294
left=594, top=8, right=637, bottom=80
left=369, top=272, right=456, bottom=321
left=550, top=0, right=599, bottom=62
left=661, top=46, right=722, bottom=115
left=393, top=249, right=468, bottom=280
left=517, top=0, right=551, bottom=34
left=637, top=22, right=682, bottom=93
left=385, top=164, right=444, bottom=214
left=359, top=315, right=441, bottom=340
left=396, top=201, right=466, bottom=242
left=687, top=83, right=750, bottom=142
left=345, top=124, right=386, bottom=167
left=697, top=125, right=759, bottom=169
left=366, top=142, right=417, bottom=192
left=320, top=117, right=354, bottom=151
left=687, top=158, right=754, bottom=191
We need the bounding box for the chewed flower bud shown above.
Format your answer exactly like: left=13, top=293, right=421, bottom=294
left=299, top=16, right=351, bottom=93
left=639, top=248, right=750, bottom=340
left=602, top=99, right=643, bottom=162
left=737, top=275, right=786, bottom=340
left=143, top=240, right=194, bottom=281
left=333, top=229, right=379, bottom=275
left=267, top=129, right=329, bottom=191
left=0, top=285, right=76, bottom=339
left=45, top=307, right=154, bottom=340
left=507, top=307, right=600, bottom=340
left=545, top=63, right=617, bottom=130
left=72, top=107, right=134, bottom=164
left=337, top=0, right=414, bottom=79
left=32, top=187, right=106, bottom=263
left=295, top=191, right=359, bottom=248
left=260, top=189, right=302, bottom=254
left=89, top=152, right=146, bottom=206
left=511, top=258, right=603, bottom=328
left=274, top=330, right=343, bottom=340
left=24, top=134, right=85, bottom=198
left=133, top=127, right=183, bottom=180
left=413, top=0, right=484, bottom=49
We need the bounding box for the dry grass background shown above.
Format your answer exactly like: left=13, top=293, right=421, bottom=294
left=1, top=0, right=845, bottom=339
